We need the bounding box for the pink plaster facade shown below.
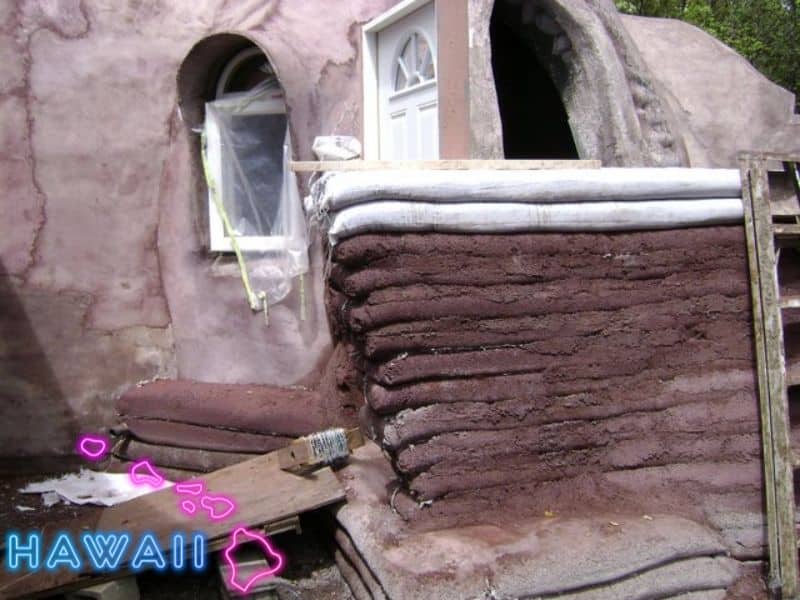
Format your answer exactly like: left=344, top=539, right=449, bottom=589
left=2, top=0, right=798, bottom=458
left=0, top=0, right=395, bottom=456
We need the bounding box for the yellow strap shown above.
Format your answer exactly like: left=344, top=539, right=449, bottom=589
left=201, top=130, right=261, bottom=311
left=260, top=291, right=269, bottom=326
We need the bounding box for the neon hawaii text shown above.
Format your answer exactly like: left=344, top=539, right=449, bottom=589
left=5, top=530, right=206, bottom=573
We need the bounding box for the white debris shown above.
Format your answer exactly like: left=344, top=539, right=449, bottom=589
left=312, top=135, right=361, bottom=161
left=20, top=469, right=172, bottom=507
left=15, top=505, right=34, bottom=512
left=41, top=491, right=61, bottom=507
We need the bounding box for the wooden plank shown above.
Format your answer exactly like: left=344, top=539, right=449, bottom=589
left=263, top=515, right=301, bottom=537
left=290, top=159, right=602, bottom=172
left=780, top=295, right=800, bottom=310
left=740, top=157, right=799, bottom=597
left=785, top=160, right=800, bottom=210
left=768, top=159, right=800, bottom=218
left=739, top=151, right=800, bottom=163
left=787, top=362, right=800, bottom=388
left=741, top=158, right=782, bottom=592
left=757, top=156, right=800, bottom=599
left=773, top=224, right=800, bottom=238
left=0, top=452, right=345, bottom=599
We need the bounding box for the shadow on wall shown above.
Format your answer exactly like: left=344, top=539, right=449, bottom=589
left=0, top=261, right=79, bottom=472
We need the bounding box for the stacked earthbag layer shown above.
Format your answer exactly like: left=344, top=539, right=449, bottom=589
left=312, top=169, right=764, bottom=526
left=113, top=380, right=336, bottom=474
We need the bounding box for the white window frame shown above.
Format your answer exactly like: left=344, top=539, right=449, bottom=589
left=206, top=94, right=288, bottom=253
left=205, top=45, right=289, bottom=254
left=361, top=0, right=435, bottom=159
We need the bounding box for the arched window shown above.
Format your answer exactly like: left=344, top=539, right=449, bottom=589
left=203, top=45, right=289, bottom=252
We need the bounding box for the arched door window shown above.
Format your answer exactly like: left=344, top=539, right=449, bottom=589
left=393, top=31, right=436, bottom=92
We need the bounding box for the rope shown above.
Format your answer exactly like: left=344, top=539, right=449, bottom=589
left=306, top=428, right=349, bottom=464
left=201, top=129, right=260, bottom=311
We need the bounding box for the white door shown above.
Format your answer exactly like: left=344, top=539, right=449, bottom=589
left=377, top=1, right=438, bottom=160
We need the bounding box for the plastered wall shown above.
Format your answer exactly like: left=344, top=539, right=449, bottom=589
left=2, top=0, right=797, bottom=457
left=0, top=0, right=395, bottom=456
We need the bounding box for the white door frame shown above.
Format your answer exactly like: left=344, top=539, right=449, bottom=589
left=362, top=0, right=435, bottom=160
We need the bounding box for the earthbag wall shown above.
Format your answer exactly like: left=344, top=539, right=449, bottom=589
left=311, top=170, right=764, bottom=547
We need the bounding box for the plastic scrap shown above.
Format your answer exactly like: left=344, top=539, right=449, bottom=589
left=312, top=135, right=362, bottom=161
left=20, top=469, right=172, bottom=507
left=203, top=81, right=309, bottom=315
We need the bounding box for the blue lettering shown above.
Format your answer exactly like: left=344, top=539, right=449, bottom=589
left=171, top=533, right=185, bottom=570
left=81, top=532, right=130, bottom=571
left=170, top=532, right=206, bottom=571
left=4, top=529, right=206, bottom=574
left=192, top=532, right=206, bottom=571
left=6, top=531, right=40, bottom=571
left=44, top=532, right=81, bottom=571
left=130, top=533, right=166, bottom=571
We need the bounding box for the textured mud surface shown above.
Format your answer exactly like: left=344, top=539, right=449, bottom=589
left=331, top=443, right=762, bottom=600
left=118, top=380, right=337, bottom=437
left=114, top=379, right=350, bottom=472
left=326, top=228, right=764, bottom=544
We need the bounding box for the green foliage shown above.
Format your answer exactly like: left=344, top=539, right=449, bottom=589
left=615, top=0, right=799, bottom=110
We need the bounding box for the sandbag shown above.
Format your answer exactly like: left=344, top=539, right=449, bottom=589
left=325, top=199, right=744, bottom=243
left=310, top=168, right=742, bottom=213
left=122, top=418, right=293, bottom=453
left=331, top=227, right=746, bottom=266
left=113, top=437, right=253, bottom=473
left=118, top=379, right=330, bottom=437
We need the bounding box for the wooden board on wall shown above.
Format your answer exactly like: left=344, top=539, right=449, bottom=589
left=290, top=159, right=602, bottom=172
left=0, top=452, right=345, bottom=598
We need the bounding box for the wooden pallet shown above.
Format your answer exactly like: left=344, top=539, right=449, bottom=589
left=740, top=152, right=800, bottom=599
left=0, top=451, right=345, bottom=599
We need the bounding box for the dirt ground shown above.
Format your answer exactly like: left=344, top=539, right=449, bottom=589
left=0, top=470, right=774, bottom=599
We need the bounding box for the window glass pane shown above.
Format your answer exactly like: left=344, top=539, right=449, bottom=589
left=220, top=113, right=287, bottom=237
left=418, top=36, right=434, bottom=81
left=394, top=60, right=408, bottom=91
left=394, top=32, right=435, bottom=92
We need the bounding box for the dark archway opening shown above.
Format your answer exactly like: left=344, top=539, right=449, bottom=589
left=490, top=4, right=578, bottom=159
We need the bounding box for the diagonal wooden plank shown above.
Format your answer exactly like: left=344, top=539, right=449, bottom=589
left=0, top=452, right=345, bottom=599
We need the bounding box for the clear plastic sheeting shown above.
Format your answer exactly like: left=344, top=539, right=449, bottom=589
left=203, top=81, right=309, bottom=314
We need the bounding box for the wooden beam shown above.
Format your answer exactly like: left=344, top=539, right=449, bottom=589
left=739, top=151, right=800, bottom=163
left=741, top=157, right=782, bottom=593
left=0, top=452, right=345, bottom=599
left=740, top=156, right=799, bottom=598
left=290, top=159, right=602, bottom=172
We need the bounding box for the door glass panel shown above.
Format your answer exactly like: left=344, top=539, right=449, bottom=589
left=394, top=32, right=436, bottom=93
